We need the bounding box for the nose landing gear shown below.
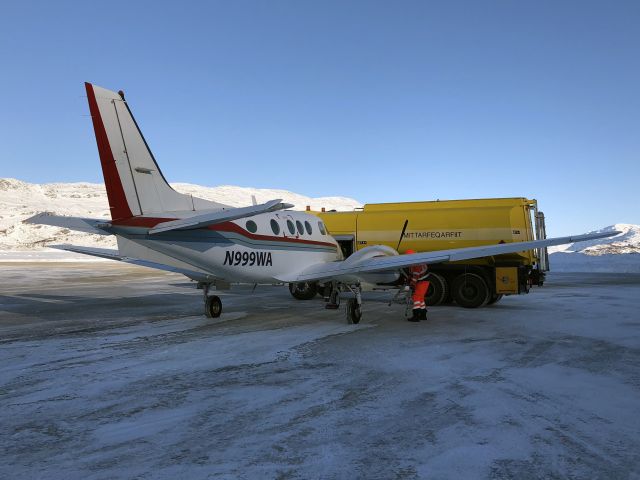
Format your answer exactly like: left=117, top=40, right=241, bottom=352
left=325, top=283, right=363, bottom=324
left=346, top=298, right=362, bottom=324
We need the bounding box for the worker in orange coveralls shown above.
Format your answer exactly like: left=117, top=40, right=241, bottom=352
left=405, top=249, right=430, bottom=322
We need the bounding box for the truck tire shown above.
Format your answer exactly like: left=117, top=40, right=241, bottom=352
left=487, top=294, right=503, bottom=305
left=452, top=273, right=490, bottom=308
left=289, top=282, right=318, bottom=300
left=425, top=273, right=448, bottom=306
left=317, top=283, right=332, bottom=299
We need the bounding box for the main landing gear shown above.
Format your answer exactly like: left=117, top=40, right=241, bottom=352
left=324, top=282, right=363, bottom=324
left=202, top=283, right=222, bottom=318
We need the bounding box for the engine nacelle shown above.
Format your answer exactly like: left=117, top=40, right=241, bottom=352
left=338, top=245, right=401, bottom=285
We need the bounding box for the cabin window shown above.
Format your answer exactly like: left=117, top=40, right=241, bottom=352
left=245, top=220, right=258, bottom=233
left=287, top=219, right=295, bottom=235
left=318, top=221, right=326, bottom=235
left=270, top=219, right=280, bottom=235
left=304, top=221, right=312, bottom=235
left=296, top=220, right=304, bottom=235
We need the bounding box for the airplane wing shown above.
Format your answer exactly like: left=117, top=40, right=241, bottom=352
left=24, top=212, right=111, bottom=235
left=280, top=230, right=621, bottom=282
left=148, top=199, right=295, bottom=234
left=49, top=244, right=218, bottom=282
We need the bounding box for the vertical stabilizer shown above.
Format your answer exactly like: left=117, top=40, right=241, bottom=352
left=85, top=82, right=219, bottom=219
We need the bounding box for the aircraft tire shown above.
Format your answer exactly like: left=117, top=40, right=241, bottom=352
left=452, top=273, right=490, bottom=308
left=289, top=282, right=318, bottom=300
left=205, top=295, right=222, bottom=318
left=425, top=273, right=448, bottom=306
left=346, top=298, right=362, bottom=324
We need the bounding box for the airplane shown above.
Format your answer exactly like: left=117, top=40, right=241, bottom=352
left=26, top=83, right=619, bottom=324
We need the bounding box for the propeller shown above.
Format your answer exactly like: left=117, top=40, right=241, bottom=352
left=395, top=219, right=409, bottom=252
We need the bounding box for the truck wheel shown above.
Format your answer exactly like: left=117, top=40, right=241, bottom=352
left=487, top=294, right=503, bottom=305
left=317, top=283, right=332, bottom=298
left=289, top=282, right=318, bottom=300
left=425, top=273, right=448, bottom=306
left=452, top=273, right=490, bottom=308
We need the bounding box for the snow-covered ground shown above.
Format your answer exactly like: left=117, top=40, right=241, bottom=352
left=1, top=264, right=639, bottom=479
left=549, top=252, right=640, bottom=273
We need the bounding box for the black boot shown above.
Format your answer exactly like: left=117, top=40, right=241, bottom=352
left=419, top=308, right=428, bottom=321
left=408, top=309, right=421, bottom=322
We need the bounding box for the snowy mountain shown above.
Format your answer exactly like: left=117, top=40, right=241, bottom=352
left=548, top=224, right=640, bottom=255
left=547, top=224, right=640, bottom=273
left=0, top=178, right=361, bottom=251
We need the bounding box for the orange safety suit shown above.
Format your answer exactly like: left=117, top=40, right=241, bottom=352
left=410, top=264, right=430, bottom=310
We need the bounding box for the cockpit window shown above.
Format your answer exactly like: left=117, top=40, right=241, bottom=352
left=287, top=219, right=295, bottom=235
left=304, top=221, right=312, bottom=235
left=246, top=220, right=257, bottom=233
left=296, top=220, right=304, bottom=235
left=318, top=221, right=326, bottom=235
left=270, top=219, right=280, bottom=235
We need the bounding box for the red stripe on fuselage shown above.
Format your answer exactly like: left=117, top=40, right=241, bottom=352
left=85, top=83, right=133, bottom=221
left=110, top=217, right=337, bottom=248
left=111, top=216, right=175, bottom=227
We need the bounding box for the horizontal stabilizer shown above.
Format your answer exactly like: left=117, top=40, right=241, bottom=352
left=50, top=244, right=218, bottom=282
left=148, top=199, right=294, bottom=234
left=280, top=230, right=622, bottom=282
left=23, top=213, right=111, bottom=235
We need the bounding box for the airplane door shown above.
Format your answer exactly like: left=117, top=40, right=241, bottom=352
left=333, top=235, right=355, bottom=258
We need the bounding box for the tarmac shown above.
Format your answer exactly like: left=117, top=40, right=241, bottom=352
left=1, top=262, right=639, bottom=479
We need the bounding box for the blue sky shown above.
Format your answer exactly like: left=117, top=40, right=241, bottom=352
left=0, top=0, right=638, bottom=235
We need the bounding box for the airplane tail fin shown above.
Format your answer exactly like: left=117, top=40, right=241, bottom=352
left=85, top=83, right=221, bottom=220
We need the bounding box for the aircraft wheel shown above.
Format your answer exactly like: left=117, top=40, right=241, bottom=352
left=289, top=282, right=318, bottom=300
left=425, top=273, right=448, bottom=306
left=487, top=294, right=503, bottom=305
left=452, top=273, right=490, bottom=308
left=205, top=295, right=222, bottom=318
left=346, top=298, right=362, bottom=324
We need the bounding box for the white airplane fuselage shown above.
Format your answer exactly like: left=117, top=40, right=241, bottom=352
left=110, top=210, right=342, bottom=283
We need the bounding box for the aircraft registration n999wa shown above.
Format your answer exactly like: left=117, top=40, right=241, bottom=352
left=26, top=83, right=619, bottom=323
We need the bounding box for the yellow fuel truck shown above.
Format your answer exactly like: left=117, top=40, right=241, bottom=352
left=308, top=197, right=549, bottom=308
